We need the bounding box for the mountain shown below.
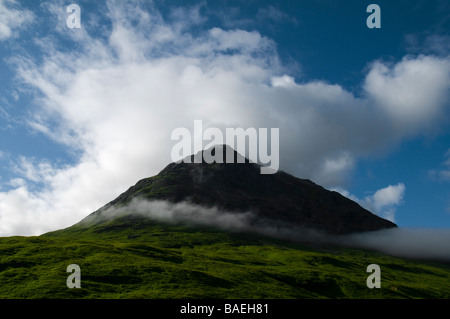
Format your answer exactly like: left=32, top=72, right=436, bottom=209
left=3, top=145, right=449, bottom=300
left=81, top=145, right=396, bottom=235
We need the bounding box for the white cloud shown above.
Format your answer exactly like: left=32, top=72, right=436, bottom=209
left=334, top=183, right=406, bottom=223
left=313, top=152, right=355, bottom=188
left=271, top=75, right=296, bottom=88
left=364, top=55, right=450, bottom=134
left=0, top=1, right=449, bottom=236
left=0, top=0, right=34, bottom=40
left=369, top=183, right=406, bottom=222
left=371, top=183, right=406, bottom=210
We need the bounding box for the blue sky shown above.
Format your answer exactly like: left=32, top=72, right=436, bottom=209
left=0, top=0, right=449, bottom=236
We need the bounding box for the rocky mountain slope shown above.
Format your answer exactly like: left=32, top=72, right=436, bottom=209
left=82, top=145, right=396, bottom=235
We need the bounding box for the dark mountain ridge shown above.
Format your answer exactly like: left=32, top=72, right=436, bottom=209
left=82, top=145, right=396, bottom=235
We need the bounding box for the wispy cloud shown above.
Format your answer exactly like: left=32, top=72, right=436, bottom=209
left=405, top=33, right=450, bottom=56
left=89, top=198, right=450, bottom=262
left=0, top=0, right=34, bottom=40
left=84, top=198, right=336, bottom=243
left=256, top=5, right=298, bottom=25
left=429, top=149, right=450, bottom=182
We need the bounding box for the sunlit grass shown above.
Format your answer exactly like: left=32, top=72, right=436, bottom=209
left=0, top=220, right=449, bottom=299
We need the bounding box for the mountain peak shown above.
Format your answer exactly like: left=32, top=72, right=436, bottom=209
left=85, top=145, right=396, bottom=235
left=181, top=144, right=252, bottom=164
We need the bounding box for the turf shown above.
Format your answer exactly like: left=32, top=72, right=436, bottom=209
left=0, top=218, right=449, bottom=299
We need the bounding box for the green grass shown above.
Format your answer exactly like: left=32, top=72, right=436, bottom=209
left=0, top=218, right=449, bottom=299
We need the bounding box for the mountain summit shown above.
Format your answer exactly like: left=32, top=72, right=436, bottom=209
left=83, top=145, right=396, bottom=235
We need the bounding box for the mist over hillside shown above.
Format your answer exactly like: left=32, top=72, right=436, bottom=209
left=82, top=145, right=396, bottom=236
left=78, top=196, right=450, bottom=262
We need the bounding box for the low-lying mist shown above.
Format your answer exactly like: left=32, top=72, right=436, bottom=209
left=340, top=228, right=450, bottom=262
left=89, top=198, right=450, bottom=262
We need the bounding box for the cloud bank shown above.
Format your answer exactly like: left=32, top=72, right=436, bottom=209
left=0, top=1, right=450, bottom=235
left=88, top=199, right=257, bottom=233
left=341, top=228, right=450, bottom=262
left=88, top=198, right=450, bottom=262
left=85, top=198, right=341, bottom=244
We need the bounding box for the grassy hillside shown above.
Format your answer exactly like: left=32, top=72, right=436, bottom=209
left=0, top=217, right=449, bottom=299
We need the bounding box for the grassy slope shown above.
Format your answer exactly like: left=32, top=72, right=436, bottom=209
left=0, top=218, right=449, bottom=299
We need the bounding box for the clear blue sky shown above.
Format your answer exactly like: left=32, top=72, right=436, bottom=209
left=0, top=0, right=449, bottom=236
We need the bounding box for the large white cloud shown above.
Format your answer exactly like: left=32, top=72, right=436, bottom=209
left=1, top=1, right=450, bottom=236
left=364, top=55, right=450, bottom=134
